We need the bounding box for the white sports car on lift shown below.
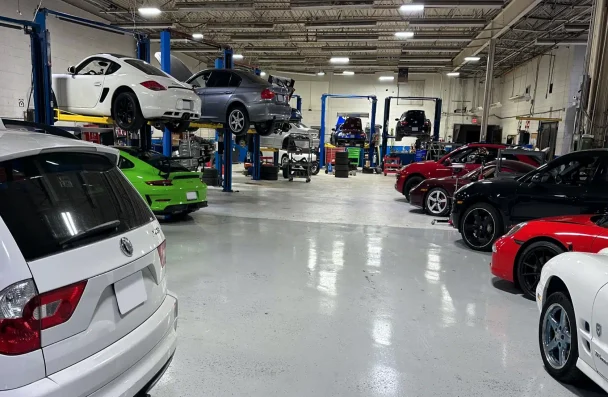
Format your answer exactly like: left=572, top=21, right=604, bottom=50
left=536, top=249, right=608, bottom=393
left=52, top=54, right=201, bottom=132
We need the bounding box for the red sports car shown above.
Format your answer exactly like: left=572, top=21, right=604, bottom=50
left=491, top=214, right=608, bottom=299
left=409, top=160, right=536, bottom=216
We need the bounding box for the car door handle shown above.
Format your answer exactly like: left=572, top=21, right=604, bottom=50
left=94, top=82, right=102, bottom=87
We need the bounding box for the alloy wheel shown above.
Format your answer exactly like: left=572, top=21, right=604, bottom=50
left=229, top=110, right=245, bottom=132
left=426, top=190, right=448, bottom=215
left=542, top=303, right=572, bottom=369
left=520, top=247, right=558, bottom=296
left=462, top=208, right=494, bottom=248
left=116, top=97, right=135, bottom=126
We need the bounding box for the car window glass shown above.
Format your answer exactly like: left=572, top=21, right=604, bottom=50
left=76, top=58, right=111, bottom=76
left=105, top=61, right=121, bottom=75
left=482, top=166, right=497, bottom=178
left=538, top=156, right=602, bottom=185
left=211, top=71, right=232, bottom=87
left=0, top=153, right=154, bottom=261
left=449, top=148, right=472, bottom=164
left=189, top=71, right=210, bottom=88
left=228, top=73, right=242, bottom=88
left=118, top=156, right=135, bottom=169
left=124, top=59, right=168, bottom=77
left=464, top=149, right=480, bottom=163
left=484, top=148, right=498, bottom=162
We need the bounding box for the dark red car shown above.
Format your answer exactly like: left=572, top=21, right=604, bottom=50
left=395, top=143, right=539, bottom=201
left=409, top=160, right=536, bottom=216
left=491, top=214, right=608, bottom=299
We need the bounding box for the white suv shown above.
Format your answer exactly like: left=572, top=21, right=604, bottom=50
left=0, top=121, right=177, bottom=396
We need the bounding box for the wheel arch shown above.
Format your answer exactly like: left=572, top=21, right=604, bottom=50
left=544, top=275, right=572, bottom=303
left=227, top=100, right=248, bottom=116
left=513, top=237, right=568, bottom=287
left=457, top=196, right=495, bottom=230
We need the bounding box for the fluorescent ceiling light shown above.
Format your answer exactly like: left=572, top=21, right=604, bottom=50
left=175, top=1, right=254, bottom=11
left=408, top=18, right=486, bottom=27
left=192, top=33, right=204, bottom=39
left=233, top=54, right=244, bottom=60
left=320, top=46, right=378, bottom=52
left=330, top=57, right=350, bottom=64
left=317, top=71, right=326, bottom=76
left=342, top=71, right=355, bottom=75
left=446, top=72, right=460, bottom=76
left=379, top=76, right=395, bottom=81
left=418, top=0, right=503, bottom=8
left=260, top=71, right=267, bottom=76
left=318, top=35, right=379, bottom=42
left=243, top=47, right=298, bottom=53
left=410, top=35, right=472, bottom=42
left=138, top=7, right=161, bottom=17
left=395, top=31, right=415, bottom=38
left=464, top=56, right=481, bottom=61
left=400, top=4, right=425, bottom=11
left=306, top=21, right=377, bottom=29
left=402, top=46, right=461, bottom=52
left=535, top=38, right=588, bottom=46
left=113, top=22, right=173, bottom=29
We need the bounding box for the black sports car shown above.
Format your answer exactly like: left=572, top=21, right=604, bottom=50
left=450, top=149, right=608, bottom=251
left=395, top=110, right=431, bottom=140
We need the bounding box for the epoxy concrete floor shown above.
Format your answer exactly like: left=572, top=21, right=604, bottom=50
left=152, top=172, right=605, bottom=397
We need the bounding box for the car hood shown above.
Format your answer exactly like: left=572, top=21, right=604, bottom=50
left=154, top=52, right=195, bottom=83
left=536, top=214, right=597, bottom=226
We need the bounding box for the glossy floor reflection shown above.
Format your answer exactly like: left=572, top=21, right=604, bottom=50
left=151, top=174, right=604, bottom=397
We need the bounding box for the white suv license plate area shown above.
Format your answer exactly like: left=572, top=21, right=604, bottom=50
left=178, top=100, right=193, bottom=110
left=114, top=271, right=147, bottom=315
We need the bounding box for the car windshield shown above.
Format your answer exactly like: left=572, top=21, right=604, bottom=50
left=594, top=214, right=608, bottom=228
left=0, top=152, right=153, bottom=261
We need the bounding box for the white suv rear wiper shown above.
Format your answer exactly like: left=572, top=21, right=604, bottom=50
left=59, top=220, right=121, bottom=247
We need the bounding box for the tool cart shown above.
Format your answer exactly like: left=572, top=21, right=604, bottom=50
left=282, top=133, right=316, bottom=183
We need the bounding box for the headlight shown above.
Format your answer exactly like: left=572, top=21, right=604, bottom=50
left=506, top=222, right=527, bottom=237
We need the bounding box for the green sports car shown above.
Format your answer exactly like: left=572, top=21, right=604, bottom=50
left=115, top=147, right=208, bottom=216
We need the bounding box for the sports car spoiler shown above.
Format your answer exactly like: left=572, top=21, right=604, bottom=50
left=268, top=75, right=296, bottom=99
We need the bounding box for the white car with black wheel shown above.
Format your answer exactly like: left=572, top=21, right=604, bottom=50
left=52, top=53, right=201, bottom=133
left=0, top=120, right=177, bottom=396
left=537, top=249, right=608, bottom=393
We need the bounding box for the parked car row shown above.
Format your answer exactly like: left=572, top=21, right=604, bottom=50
left=52, top=53, right=293, bottom=136
left=397, top=142, right=608, bottom=393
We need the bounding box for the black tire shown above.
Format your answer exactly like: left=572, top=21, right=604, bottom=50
left=335, top=158, right=350, bottom=166
left=261, top=165, right=279, bottom=176
left=281, top=154, right=289, bottom=167
left=335, top=170, right=349, bottom=178
left=403, top=176, right=423, bottom=201
left=424, top=187, right=450, bottom=217
left=334, top=165, right=350, bottom=172
left=254, top=121, right=276, bottom=136
left=517, top=241, right=564, bottom=300
left=163, top=120, right=191, bottom=133
left=226, top=105, right=249, bottom=136
left=335, top=152, right=348, bottom=160
left=539, top=292, right=582, bottom=384
left=282, top=167, right=289, bottom=179
left=112, top=91, right=145, bottom=131
left=362, top=167, right=374, bottom=174
left=460, top=202, right=503, bottom=252
left=203, top=168, right=219, bottom=178
left=311, top=161, right=320, bottom=175
left=262, top=171, right=279, bottom=180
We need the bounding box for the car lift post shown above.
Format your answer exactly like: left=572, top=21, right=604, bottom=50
left=380, top=96, right=443, bottom=163
left=160, top=30, right=172, bottom=156
left=318, top=94, right=377, bottom=169
left=252, top=68, right=262, bottom=181
left=137, top=34, right=151, bottom=150
left=222, top=48, right=234, bottom=192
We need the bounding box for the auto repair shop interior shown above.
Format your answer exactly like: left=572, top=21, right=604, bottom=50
left=2, top=0, right=608, bottom=396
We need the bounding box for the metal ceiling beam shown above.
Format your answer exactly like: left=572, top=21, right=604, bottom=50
left=410, top=0, right=505, bottom=8
left=174, top=2, right=254, bottom=11
left=452, top=0, right=544, bottom=69
left=319, top=46, right=378, bottom=52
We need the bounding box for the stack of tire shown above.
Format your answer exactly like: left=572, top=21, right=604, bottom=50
left=261, top=164, right=279, bottom=180
left=202, top=168, right=221, bottom=187
left=334, top=152, right=349, bottom=178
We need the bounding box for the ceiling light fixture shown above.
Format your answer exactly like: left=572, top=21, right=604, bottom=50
left=417, top=0, right=503, bottom=8
left=446, top=72, right=460, bottom=76
left=464, top=56, right=481, bottom=61
left=400, top=4, right=425, bottom=11
left=260, top=71, right=267, bottom=76
left=192, top=33, right=204, bottom=39
left=233, top=54, right=244, bottom=60
left=395, top=31, right=415, bottom=38
left=342, top=71, right=355, bottom=75
left=330, top=57, right=350, bottom=64
left=379, top=76, right=395, bottom=81
left=317, top=71, right=326, bottom=76
left=138, top=6, right=161, bottom=17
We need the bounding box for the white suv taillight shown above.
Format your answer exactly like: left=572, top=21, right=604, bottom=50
left=158, top=240, right=167, bottom=268
left=0, top=279, right=86, bottom=355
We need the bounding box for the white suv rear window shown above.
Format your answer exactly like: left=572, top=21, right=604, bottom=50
left=0, top=152, right=154, bottom=261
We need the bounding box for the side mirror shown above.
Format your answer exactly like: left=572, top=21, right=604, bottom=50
left=67, top=66, right=75, bottom=74
left=395, top=118, right=400, bottom=121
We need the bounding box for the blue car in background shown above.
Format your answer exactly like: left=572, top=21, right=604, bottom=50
left=330, top=116, right=367, bottom=147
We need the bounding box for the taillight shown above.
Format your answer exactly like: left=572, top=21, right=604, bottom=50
left=140, top=81, right=167, bottom=91
left=424, top=121, right=429, bottom=125
left=158, top=240, right=167, bottom=268
left=0, top=279, right=86, bottom=355
left=401, top=121, right=408, bottom=125
left=146, top=180, right=173, bottom=186
left=261, top=88, right=275, bottom=100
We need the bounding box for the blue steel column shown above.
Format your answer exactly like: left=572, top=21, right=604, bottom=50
left=214, top=57, right=224, bottom=174
left=369, top=97, right=377, bottom=167
left=222, top=49, right=233, bottom=192
left=296, top=96, right=302, bottom=112
left=319, top=94, right=327, bottom=168
left=252, top=67, right=261, bottom=180
left=160, top=30, right=172, bottom=156
left=34, top=10, right=53, bottom=125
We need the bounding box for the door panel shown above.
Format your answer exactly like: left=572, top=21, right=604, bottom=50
left=64, top=75, right=105, bottom=110
left=511, top=183, right=584, bottom=222
left=203, top=70, right=236, bottom=121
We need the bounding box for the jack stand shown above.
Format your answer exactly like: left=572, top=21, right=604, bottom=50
left=431, top=218, right=450, bottom=225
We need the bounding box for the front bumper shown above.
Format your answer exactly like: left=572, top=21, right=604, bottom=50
left=1, top=294, right=178, bottom=397
left=395, top=175, right=406, bottom=194
left=450, top=204, right=463, bottom=230
left=248, top=102, right=291, bottom=123
left=140, top=89, right=201, bottom=120
left=490, top=236, right=519, bottom=283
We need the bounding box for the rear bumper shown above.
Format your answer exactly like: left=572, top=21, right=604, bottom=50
left=1, top=294, right=178, bottom=397
left=248, top=102, right=291, bottom=123
left=140, top=90, right=201, bottom=121
left=396, top=126, right=431, bottom=138
left=154, top=201, right=208, bottom=215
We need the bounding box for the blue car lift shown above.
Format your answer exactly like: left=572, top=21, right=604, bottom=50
left=380, top=96, right=442, bottom=163
left=0, top=9, right=152, bottom=148
left=319, top=94, right=377, bottom=168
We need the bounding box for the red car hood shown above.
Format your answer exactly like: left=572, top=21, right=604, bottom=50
left=536, top=214, right=596, bottom=226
